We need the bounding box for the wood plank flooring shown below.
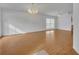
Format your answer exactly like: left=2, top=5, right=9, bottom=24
left=44, top=29, right=77, bottom=55
left=0, top=29, right=78, bottom=55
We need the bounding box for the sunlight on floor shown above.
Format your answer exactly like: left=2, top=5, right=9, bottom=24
left=33, top=50, right=48, bottom=55
left=46, top=30, right=55, bottom=40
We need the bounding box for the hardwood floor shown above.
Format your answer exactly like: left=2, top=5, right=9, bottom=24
left=0, top=29, right=78, bottom=55
left=44, top=29, right=77, bottom=55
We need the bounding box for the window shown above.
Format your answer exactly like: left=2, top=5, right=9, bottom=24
left=46, top=18, right=55, bottom=29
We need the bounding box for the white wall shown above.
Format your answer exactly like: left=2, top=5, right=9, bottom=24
left=0, top=8, right=58, bottom=35
left=2, top=10, right=47, bottom=35
left=0, top=9, right=1, bottom=36
left=0, top=8, right=71, bottom=35
left=73, top=4, right=79, bottom=54
left=56, top=13, right=71, bottom=31
left=0, top=8, right=3, bottom=36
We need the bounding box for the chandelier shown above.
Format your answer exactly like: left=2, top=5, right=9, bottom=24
left=27, top=3, right=38, bottom=14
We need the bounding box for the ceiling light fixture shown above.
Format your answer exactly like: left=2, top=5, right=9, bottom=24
left=27, top=3, right=38, bottom=15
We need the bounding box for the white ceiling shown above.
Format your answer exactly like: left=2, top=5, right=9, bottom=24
left=0, top=3, right=73, bottom=16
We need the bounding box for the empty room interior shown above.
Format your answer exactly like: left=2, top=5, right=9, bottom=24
left=0, top=3, right=79, bottom=55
